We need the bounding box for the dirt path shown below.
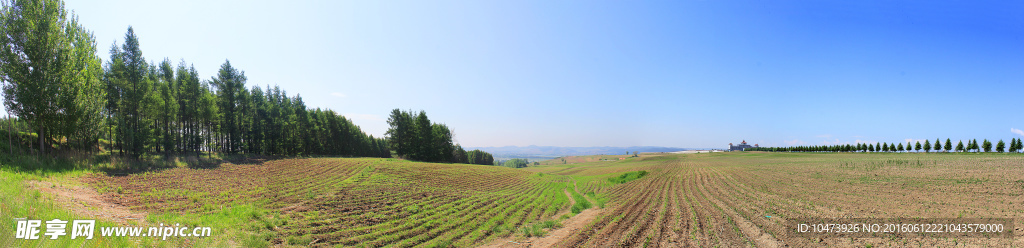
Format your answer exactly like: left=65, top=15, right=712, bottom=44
left=28, top=179, right=147, bottom=225
left=527, top=205, right=603, bottom=248
left=481, top=181, right=603, bottom=248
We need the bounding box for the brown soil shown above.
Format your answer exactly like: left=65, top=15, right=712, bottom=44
left=27, top=179, right=147, bottom=225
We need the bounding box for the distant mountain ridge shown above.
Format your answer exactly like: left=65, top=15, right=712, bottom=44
left=465, top=145, right=699, bottom=159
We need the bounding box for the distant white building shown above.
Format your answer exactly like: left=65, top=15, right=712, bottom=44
left=729, top=140, right=758, bottom=151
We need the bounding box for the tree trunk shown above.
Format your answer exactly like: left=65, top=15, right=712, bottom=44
left=38, top=122, right=44, bottom=156
left=7, top=114, right=12, bottom=155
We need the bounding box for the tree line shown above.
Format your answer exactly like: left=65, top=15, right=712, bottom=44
left=0, top=0, right=389, bottom=160
left=746, top=138, right=1024, bottom=153
left=385, top=109, right=496, bottom=165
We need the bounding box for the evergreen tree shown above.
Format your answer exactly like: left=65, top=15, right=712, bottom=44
left=924, top=139, right=931, bottom=153
left=897, top=142, right=904, bottom=152
left=386, top=109, right=415, bottom=158
left=432, top=123, right=454, bottom=163
left=210, top=60, right=246, bottom=154
left=915, top=141, right=921, bottom=152
left=944, top=138, right=952, bottom=152
left=112, top=27, right=152, bottom=159
left=982, top=139, right=992, bottom=152
left=882, top=142, right=889, bottom=152
left=996, top=140, right=1005, bottom=153
left=956, top=140, right=964, bottom=152
left=156, top=59, right=177, bottom=156
left=413, top=110, right=434, bottom=161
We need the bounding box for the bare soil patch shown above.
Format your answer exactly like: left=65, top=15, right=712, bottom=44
left=27, top=179, right=147, bottom=225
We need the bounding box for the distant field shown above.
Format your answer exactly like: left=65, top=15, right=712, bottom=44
left=529, top=152, right=1024, bottom=247
left=6, top=152, right=1024, bottom=247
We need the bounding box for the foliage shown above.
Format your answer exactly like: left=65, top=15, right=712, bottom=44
left=0, top=0, right=105, bottom=153
left=0, top=0, right=390, bottom=165
left=748, top=138, right=1024, bottom=154
left=385, top=109, right=462, bottom=163
left=466, top=149, right=494, bottom=165
left=502, top=158, right=530, bottom=168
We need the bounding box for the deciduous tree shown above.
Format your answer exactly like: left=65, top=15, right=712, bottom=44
left=0, top=0, right=104, bottom=154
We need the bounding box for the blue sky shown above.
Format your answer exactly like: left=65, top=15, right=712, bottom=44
left=9, top=0, right=1021, bottom=148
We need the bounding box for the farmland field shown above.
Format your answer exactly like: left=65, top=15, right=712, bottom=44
left=6, top=152, right=1024, bottom=247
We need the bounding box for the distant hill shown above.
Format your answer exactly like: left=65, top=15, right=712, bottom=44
left=464, top=145, right=699, bottom=161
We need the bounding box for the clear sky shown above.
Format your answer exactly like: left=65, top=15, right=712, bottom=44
left=10, top=0, right=1021, bottom=148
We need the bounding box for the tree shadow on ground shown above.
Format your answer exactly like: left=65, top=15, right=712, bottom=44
left=2, top=149, right=279, bottom=177
left=97, top=153, right=277, bottom=176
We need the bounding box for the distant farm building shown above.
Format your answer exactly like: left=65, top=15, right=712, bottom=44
left=729, top=140, right=758, bottom=151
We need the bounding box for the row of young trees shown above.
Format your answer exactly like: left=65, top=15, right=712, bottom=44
left=747, top=138, right=1024, bottom=153
left=385, top=109, right=494, bottom=165
left=0, top=0, right=389, bottom=159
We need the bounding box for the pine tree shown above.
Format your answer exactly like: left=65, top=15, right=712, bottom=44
left=915, top=141, right=922, bottom=152
left=996, top=140, right=1005, bottom=153
left=413, top=110, right=434, bottom=161
left=956, top=140, right=964, bottom=152
left=982, top=139, right=992, bottom=152
left=897, top=142, right=904, bottom=152
left=210, top=60, right=246, bottom=154
left=116, top=27, right=152, bottom=159
left=944, top=138, right=952, bottom=152
left=924, top=139, right=931, bottom=153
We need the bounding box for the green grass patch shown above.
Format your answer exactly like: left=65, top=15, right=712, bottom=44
left=0, top=165, right=137, bottom=247
left=569, top=187, right=591, bottom=214
left=608, top=170, right=648, bottom=184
